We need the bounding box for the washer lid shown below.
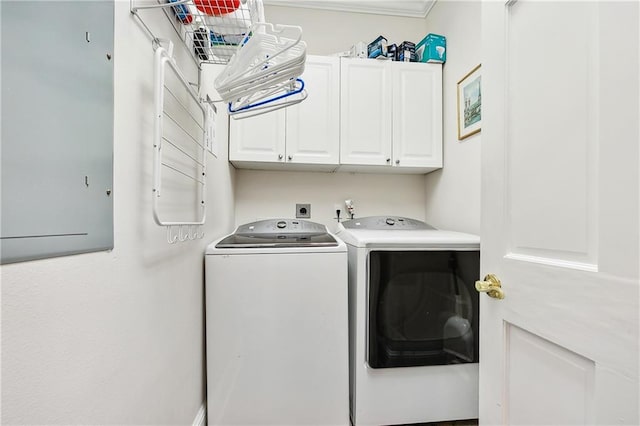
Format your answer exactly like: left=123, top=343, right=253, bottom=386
left=215, top=219, right=338, bottom=248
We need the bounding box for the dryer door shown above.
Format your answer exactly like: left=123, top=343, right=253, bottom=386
left=368, top=250, right=480, bottom=368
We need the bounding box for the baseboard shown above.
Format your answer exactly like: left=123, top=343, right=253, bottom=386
left=192, top=401, right=206, bottom=426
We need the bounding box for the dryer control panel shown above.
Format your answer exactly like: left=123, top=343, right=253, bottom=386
left=341, top=216, right=435, bottom=230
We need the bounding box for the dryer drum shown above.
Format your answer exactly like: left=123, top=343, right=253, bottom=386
left=368, top=250, right=479, bottom=368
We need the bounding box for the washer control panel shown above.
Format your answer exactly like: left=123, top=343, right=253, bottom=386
left=341, top=216, right=435, bottom=230
left=216, top=219, right=337, bottom=248
left=235, top=219, right=327, bottom=235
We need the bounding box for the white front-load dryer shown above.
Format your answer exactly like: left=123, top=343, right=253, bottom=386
left=337, top=216, right=480, bottom=426
left=205, top=219, right=349, bottom=425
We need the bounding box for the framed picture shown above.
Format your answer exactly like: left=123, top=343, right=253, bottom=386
left=457, top=64, right=482, bottom=140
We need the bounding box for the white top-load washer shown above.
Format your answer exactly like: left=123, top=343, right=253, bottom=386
left=205, top=219, right=349, bottom=426
left=336, top=216, right=481, bottom=426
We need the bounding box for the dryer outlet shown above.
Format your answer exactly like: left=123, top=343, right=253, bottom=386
left=296, top=203, right=311, bottom=218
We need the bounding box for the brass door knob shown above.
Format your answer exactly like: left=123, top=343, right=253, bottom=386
left=475, top=274, right=505, bottom=299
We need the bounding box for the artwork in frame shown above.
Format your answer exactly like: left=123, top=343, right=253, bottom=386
left=457, top=64, right=482, bottom=140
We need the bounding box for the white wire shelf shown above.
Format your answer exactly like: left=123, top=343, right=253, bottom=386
left=132, top=0, right=309, bottom=120
left=131, top=0, right=264, bottom=65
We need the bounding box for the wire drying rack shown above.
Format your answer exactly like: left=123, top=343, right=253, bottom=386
left=131, top=0, right=264, bottom=66
left=152, top=42, right=212, bottom=243
left=130, top=1, right=308, bottom=240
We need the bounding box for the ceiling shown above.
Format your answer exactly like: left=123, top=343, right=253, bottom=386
left=262, top=0, right=437, bottom=18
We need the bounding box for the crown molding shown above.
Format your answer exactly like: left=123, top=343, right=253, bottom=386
left=262, top=1, right=437, bottom=19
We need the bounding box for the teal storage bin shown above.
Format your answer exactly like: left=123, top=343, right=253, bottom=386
left=416, top=33, right=446, bottom=63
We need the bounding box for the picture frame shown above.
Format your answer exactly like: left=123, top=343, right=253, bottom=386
left=457, top=64, right=482, bottom=140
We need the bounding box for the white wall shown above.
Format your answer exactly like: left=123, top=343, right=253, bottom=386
left=424, top=1, right=482, bottom=235
left=233, top=6, right=431, bottom=230
left=265, top=5, right=428, bottom=55
left=1, top=2, right=235, bottom=424
left=235, top=170, right=426, bottom=233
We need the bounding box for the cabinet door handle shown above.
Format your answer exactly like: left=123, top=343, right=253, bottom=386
left=386, top=158, right=391, bottom=163
left=288, top=155, right=293, bottom=161
left=395, top=159, right=400, bottom=165
left=278, top=154, right=283, bottom=160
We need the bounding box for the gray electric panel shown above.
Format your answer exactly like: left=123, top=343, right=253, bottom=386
left=1, top=1, right=114, bottom=264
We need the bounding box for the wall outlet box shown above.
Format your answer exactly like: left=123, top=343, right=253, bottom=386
left=416, top=33, right=446, bottom=63
left=296, top=203, right=311, bottom=218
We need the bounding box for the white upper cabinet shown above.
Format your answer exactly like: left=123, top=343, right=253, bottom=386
left=339, top=59, right=392, bottom=166
left=229, top=55, right=340, bottom=171
left=340, top=58, right=442, bottom=173
left=228, top=56, right=442, bottom=174
left=229, top=108, right=286, bottom=163
left=392, top=62, right=442, bottom=168
left=286, top=56, right=340, bottom=165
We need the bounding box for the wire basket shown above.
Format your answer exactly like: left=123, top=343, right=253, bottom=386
left=166, top=0, right=264, bottom=64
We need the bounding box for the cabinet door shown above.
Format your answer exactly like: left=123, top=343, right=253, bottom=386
left=340, top=58, right=392, bottom=165
left=392, top=62, right=442, bottom=168
left=286, top=56, right=340, bottom=165
left=229, top=109, right=286, bottom=163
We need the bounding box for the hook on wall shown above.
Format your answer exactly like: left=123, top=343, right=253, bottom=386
left=196, top=225, right=205, bottom=239
left=167, top=226, right=179, bottom=244
left=189, top=225, right=205, bottom=240
left=178, top=225, right=190, bottom=242
left=166, top=224, right=204, bottom=244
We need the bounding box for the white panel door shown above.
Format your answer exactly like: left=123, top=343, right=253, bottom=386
left=480, top=2, right=639, bottom=425
left=228, top=109, right=286, bottom=163
left=392, top=62, right=442, bottom=168
left=286, top=55, right=340, bottom=165
left=340, top=58, right=392, bottom=165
